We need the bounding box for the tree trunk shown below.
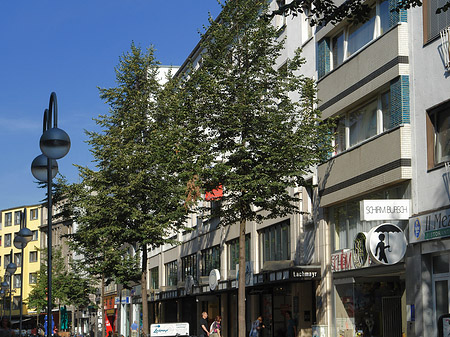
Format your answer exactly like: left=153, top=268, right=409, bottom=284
left=101, top=274, right=105, bottom=337
left=141, top=246, right=149, bottom=337
left=238, top=218, right=246, bottom=337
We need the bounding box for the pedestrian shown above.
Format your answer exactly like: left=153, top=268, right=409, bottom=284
left=209, top=316, right=221, bottom=337
left=0, top=317, right=15, bottom=337
left=198, top=312, right=209, bottom=337
left=130, top=321, right=138, bottom=337
left=249, top=316, right=264, bottom=337
left=285, top=311, right=296, bottom=337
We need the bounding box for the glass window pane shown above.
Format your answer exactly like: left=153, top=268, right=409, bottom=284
left=335, top=117, right=346, bottom=154
left=382, top=91, right=391, bottom=131
left=349, top=100, right=377, bottom=147
left=436, top=109, right=450, bottom=164
left=347, top=9, right=376, bottom=57
left=332, top=32, right=345, bottom=68
left=379, top=0, right=390, bottom=35
left=435, top=280, right=449, bottom=322
left=433, top=254, right=450, bottom=274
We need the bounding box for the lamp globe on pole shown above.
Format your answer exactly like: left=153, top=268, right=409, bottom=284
left=17, top=227, right=33, bottom=244
left=31, top=154, right=58, bottom=182
left=6, top=263, right=17, bottom=276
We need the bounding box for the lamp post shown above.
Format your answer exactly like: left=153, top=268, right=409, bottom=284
left=1, top=279, right=8, bottom=318
left=6, top=256, right=17, bottom=322
left=14, top=210, right=33, bottom=337
left=31, top=92, right=71, bottom=337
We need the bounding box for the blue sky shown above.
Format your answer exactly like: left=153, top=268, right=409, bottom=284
left=0, top=0, right=222, bottom=210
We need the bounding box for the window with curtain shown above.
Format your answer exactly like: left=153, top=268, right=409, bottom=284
left=260, top=220, right=290, bottom=264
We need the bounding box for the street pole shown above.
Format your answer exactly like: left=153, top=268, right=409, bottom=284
left=31, top=92, right=70, bottom=337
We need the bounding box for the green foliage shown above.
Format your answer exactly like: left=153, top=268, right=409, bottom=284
left=65, top=42, right=191, bottom=285
left=267, top=0, right=447, bottom=26
left=179, top=0, right=334, bottom=225
left=26, top=247, right=92, bottom=312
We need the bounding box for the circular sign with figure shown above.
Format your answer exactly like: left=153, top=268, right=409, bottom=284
left=209, top=269, right=220, bottom=291
left=367, top=223, right=407, bottom=265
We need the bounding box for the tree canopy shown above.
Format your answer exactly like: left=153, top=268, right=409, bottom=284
left=268, top=0, right=447, bottom=26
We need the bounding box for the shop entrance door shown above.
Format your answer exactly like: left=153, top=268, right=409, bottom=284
left=432, top=254, right=450, bottom=336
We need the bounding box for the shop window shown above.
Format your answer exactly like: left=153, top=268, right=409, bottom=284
left=200, top=246, right=220, bottom=276
left=432, top=254, right=450, bottom=333
left=227, top=235, right=250, bottom=272
left=333, top=91, right=390, bottom=155
left=423, top=0, right=450, bottom=43
left=181, top=253, right=197, bottom=282
left=4, top=213, right=12, bottom=227
left=427, top=99, right=450, bottom=169
left=4, top=234, right=11, bottom=248
left=150, top=267, right=159, bottom=290
left=30, top=208, right=38, bottom=220
left=330, top=183, right=409, bottom=251
left=165, top=260, right=178, bottom=287
left=260, top=220, right=290, bottom=265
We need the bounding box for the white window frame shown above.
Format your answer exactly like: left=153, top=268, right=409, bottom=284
left=330, top=0, right=388, bottom=70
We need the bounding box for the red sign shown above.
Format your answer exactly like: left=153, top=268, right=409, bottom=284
left=105, top=314, right=113, bottom=334
left=331, top=249, right=354, bottom=272
left=205, top=185, right=223, bottom=201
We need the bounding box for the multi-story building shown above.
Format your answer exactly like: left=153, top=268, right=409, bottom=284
left=127, top=1, right=450, bottom=337
left=0, top=204, right=43, bottom=326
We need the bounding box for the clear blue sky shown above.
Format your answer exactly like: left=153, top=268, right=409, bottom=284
left=0, top=0, right=222, bottom=210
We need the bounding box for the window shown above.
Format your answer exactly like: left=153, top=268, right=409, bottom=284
left=13, top=275, right=21, bottom=288
left=14, top=253, right=21, bottom=267
left=4, top=254, right=11, bottom=267
left=30, top=208, right=38, bottom=220
left=275, top=0, right=287, bottom=30
left=228, top=235, right=250, bottom=271
left=326, top=0, right=389, bottom=73
left=31, top=230, right=38, bottom=241
left=424, top=0, right=450, bottom=43
left=260, top=220, right=290, bottom=265
left=14, top=211, right=21, bottom=226
left=427, top=100, right=450, bottom=168
left=301, top=6, right=313, bottom=43
left=330, top=183, right=409, bottom=251
left=165, top=260, right=178, bottom=287
left=13, top=296, right=20, bottom=310
left=4, top=213, right=12, bottom=227
left=30, top=251, right=38, bottom=263
left=29, top=273, right=37, bottom=285
left=4, top=234, right=11, bottom=248
left=200, top=246, right=220, bottom=276
left=150, top=267, right=159, bottom=290
left=334, top=91, right=390, bottom=154
left=181, top=253, right=197, bottom=282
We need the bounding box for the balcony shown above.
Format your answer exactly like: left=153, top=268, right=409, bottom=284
left=318, top=24, right=409, bottom=119
left=318, top=125, right=411, bottom=206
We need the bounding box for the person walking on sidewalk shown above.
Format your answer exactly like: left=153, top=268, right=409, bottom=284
left=199, top=312, right=209, bottom=337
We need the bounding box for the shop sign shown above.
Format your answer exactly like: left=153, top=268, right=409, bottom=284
left=331, top=249, right=354, bottom=272
left=367, top=223, right=407, bottom=265
left=291, top=269, right=320, bottom=279
left=409, top=208, right=450, bottom=243
left=360, top=199, right=410, bottom=221
left=150, top=323, right=189, bottom=337
left=114, top=296, right=130, bottom=304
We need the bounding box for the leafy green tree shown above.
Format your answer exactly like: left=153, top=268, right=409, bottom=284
left=66, top=42, right=191, bottom=336
left=268, top=0, right=447, bottom=26
left=178, top=1, right=334, bottom=336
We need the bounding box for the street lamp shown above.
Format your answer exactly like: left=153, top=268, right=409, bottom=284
left=31, top=92, right=70, bottom=337
left=6, top=258, right=17, bottom=322
left=1, top=279, right=9, bottom=318
left=14, top=210, right=33, bottom=337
